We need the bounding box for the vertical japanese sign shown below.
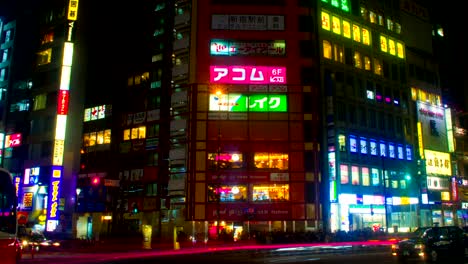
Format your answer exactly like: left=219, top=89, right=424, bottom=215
left=46, top=167, right=62, bottom=231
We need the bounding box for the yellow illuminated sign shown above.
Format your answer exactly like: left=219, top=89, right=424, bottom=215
left=417, top=122, right=424, bottom=159
left=424, top=149, right=451, bottom=176
left=52, top=140, right=65, bottom=165
left=67, top=0, right=79, bottom=21
left=49, top=180, right=60, bottom=218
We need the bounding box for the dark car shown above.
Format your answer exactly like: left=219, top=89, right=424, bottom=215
left=392, top=226, right=466, bottom=263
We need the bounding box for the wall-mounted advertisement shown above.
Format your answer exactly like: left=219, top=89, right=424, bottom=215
left=417, top=101, right=448, bottom=152
left=211, top=14, right=285, bottom=31
left=210, top=66, right=286, bottom=84
left=5, top=133, right=22, bottom=148
left=424, top=149, right=451, bottom=176
left=210, top=39, right=286, bottom=56
left=209, top=93, right=287, bottom=112
left=46, top=166, right=63, bottom=231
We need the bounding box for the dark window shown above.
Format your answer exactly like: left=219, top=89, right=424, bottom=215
left=298, top=16, right=315, bottom=32
left=345, top=47, right=353, bottom=65
left=305, top=182, right=316, bottom=203
left=303, top=93, right=314, bottom=112
left=299, top=40, right=315, bottom=57
left=297, top=0, right=315, bottom=7
left=391, top=64, right=398, bottom=81
left=369, top=109, right=376, bottom=128
left=378, top=111, right=385, bottom=130
left=360, top=106, right=367, bottom=126
left=400, top=65, right=406, bottom=83
left=41, top=141, right=53, bottom=158
left=337, top=103, right=346, bottom=122
left=301, top=67, right=316, bottom=85
left=304, top=122, right=314, bottom=141
left=304, top=151, right=315, bottom=171
left=383, top=60, right=390, bottom=78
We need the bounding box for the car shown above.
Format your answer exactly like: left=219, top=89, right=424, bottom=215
left=19, top=232, right=61, bottom=253
left=391, top=226, right=466, bottom=263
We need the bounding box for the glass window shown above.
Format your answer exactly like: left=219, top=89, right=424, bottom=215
left=387, top=19, right=393, bottom=31
left=338, top=134, right=346, bottom=152
left=342, top=20, right=351, bottom=38
left=138, top=126, right=146, bottom=139
left=208, top=152, right=244, bottom=170
left=253, top=152, right=288, bottom=170
left=364, top=56, right=371, bottom=71
left=380, top=35, right=388, bottom=52
left=104, top=129, right=111, bottom=144
left=352, top=24, right=360, bottom=42
left=33, top=94, right=47, bottom=110
left=208, top=184, right=248, bottom=202
left=351, top=166, right=359, bottom=185
left=123, top=129, right=131, bottom=140
left=131, top=128, right=139, bottom=139
left=397, top=42, right=405, bottom=58
left=97, top=131, right=104, bottom=144
left=37, top=48, right=52, bottom=66
left=252, top=184, right=289, bottom=202
left=371, top=168, right=380, bottom=186
left=361, top=28, right=370, bottom=45
left=323, top=40, right=332, bottom=59
left=389, top=39, right=396, bottom=55
left=395, top=22, right=401, bottom=34
left=321, top=11, right=330, bottom=31
left=388, top=143, right=395, bottom=158
left=369, top=11, right=377, bottom=23
left=378, top=15, right=384, bottom=26
left=350, top=135, right=357, bottom=153
left=360, top=137, right=367, bottom=154
left=88, top=132, right=97, bottom=146
left=400, top=180, right=407, bottom=189
left=374, top=58, right=382, bottom=75
left=83, top=133, right=91, bottom=147
left=340, top=164, right=349, bottom=184
left=354, top=51, right=362, bottom=69
left=362, top=167, right=370, bottom=186
left=332, top=16, right=341, bottom=35
left=333, top=43, right=344, bottom=63
left=380, top=141, right=386, bottom=157
left=370, top=139, right=377, bottom=156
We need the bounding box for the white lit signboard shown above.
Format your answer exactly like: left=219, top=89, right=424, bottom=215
left=210, top=40, right=286, bottom=56
left=388, top=143, right=395, bottom=158
left=209, top=94, right=287, bottom=112
left=416, top=101, right=448, bottom=152
left=424, top=149, right=451, bottom=176
left=211, top=15, right=285, bottom=31
left=210, top=66, right=286, bottom=84
left=349, top=136, right=357, bottom=153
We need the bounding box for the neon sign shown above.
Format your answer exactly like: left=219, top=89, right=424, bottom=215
left=210, top=40, right=286, bottom=56
left=57, top=90, right=70, bottom=115
left=209, top=94, right=287, bottom=112
left=5, top=133, right=22, bottom=148
left=210, top=66, right=286, bottom=84
left=46, top=167, right=62, bottom=231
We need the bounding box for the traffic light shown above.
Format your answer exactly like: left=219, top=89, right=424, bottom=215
left=132, top=202, right=139, bottom=214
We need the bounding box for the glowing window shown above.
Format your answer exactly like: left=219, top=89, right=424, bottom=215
left=97, top=131, right=105, bottom=144
left=373, top=58, right=382, bottom=75
left=380, top=141, right=386, bottom=157
left=131, top=128, right=139, bottom=139
left=351, top=166, right=359, bottom=185
left=380, top=35, right=388, bottom=52
left=104, top=129, right=111, bottom=144
left=378, top=15, right=384, bottom=26
left=252, top=184, right=289, bottom=202
left=208, top=184, right=247, bottom=202
left=253, top=152, right=288, bottom=171
left=37, top=48, right=52, bottom=66
left=352, top=25, right=360, bottom=42
left=88, top=132, right=97, bottom=146
left=388, top=39, right=396, bottom=55
left=362, top=167, right=370, bottom=186
left=123, top=129, right=131, bottom=141
left=208, top=152, right=244, bottom=170
left=83, top=133, right=91, bottom=147
left=332, top=16, right=341, bottom=35
left=41, top=32, right=54, bottom=45
left=333, top=44, right=344, bottom=63
left=387, top=19, right=393, bottom=31
left=138, top=126, right=146, bottom=139
left=331, top=0, right=339, bottom=8
left=360, top=137, right=367, bottom=154
left=350, top=135, right=357, bottom=153
left=323, top=40, right=332, bottom=59
left=338, top=134, right=346, bottom=152
left=342, top=20, right=351, bottom=38
left=361, top=28, right=370, bottom=45
left=354, top=51, right=362, bottom=69
left=33, top=94, right=47, bottom=110
left=364, top=56, right=371, bottom=71
left=370, top=139, right=377, bottom=156
left=340, top=164, right=349, bottom=184
left=395, top=22, right=401, bottom=34
left=369, top=11, right=377, bottom=23
left=397, top=42, right=405, bottom=58
left=371, top=168, right=380, bottom=186
left=322, top=11, right=330, bottom=31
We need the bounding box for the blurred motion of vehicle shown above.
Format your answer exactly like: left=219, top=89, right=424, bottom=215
left=391, top=226, right=466, bottom=263
left=19, top=232, right=61, bottom=253
left=0, top=168, right=22, bottom=264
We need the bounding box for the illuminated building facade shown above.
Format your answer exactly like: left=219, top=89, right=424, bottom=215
left=125, top=0, right=324, bottom=240
left=320, top=0, right=422, bottom=232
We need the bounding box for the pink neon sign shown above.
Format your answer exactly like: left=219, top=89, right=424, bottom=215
left=210, top=66, right=286, bottom=84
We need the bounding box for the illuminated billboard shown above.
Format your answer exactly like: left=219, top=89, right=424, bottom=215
left=46, top=167, right=62, bottom=231
left=417, top=101, right=448, bottom=152
left=424, top=149, right=451, bottom=176
left=210, top=66, right=286, bottom=84
left=5, top=133, right=22, bottom=148
left=209, top=94, right=287, bottom=112
left=210, top=40, right=286, bottom=56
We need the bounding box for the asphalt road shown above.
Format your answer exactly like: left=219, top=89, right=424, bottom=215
left=20, top=245, right=398, bottom=264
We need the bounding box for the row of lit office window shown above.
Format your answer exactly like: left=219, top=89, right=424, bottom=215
left=207, top=184, right=290, bottom=202
left=208, top=152, right=289, bottom=171
left=339, top=164, right=409, bottom=189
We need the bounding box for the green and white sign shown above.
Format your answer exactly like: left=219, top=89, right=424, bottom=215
left=209, top=93, right=287, bottom=112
